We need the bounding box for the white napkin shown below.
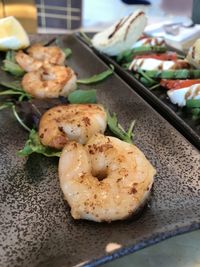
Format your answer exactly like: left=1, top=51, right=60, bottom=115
left=145, top=18, right=200, bottom=51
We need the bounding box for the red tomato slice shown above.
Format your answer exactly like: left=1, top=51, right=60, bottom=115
left=160, top=79, right=200, bottom=90
left=135, top=52, right=177, bottom=61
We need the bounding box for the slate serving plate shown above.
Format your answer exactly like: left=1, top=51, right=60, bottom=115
left=0, top=34, right=200, bottom=267
left=77, top=34, right=200, bottom=151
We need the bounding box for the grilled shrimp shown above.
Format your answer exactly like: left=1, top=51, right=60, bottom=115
left=59, top=133, right=156, bottom=222
left=15, top=51, right=43, bottom=72
left=15, top=44, right=65, bottom=72
left=39, top=104, right=107, bottom=149
left=21, top=63, right=77, bottom=98
left=27, top=43, right=65, bottom=65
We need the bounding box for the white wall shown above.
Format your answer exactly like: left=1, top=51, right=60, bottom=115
left=83, top=0, right=193, bottom=30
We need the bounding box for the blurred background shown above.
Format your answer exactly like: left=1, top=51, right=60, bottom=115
left=0, top=0, right=195, bottom=33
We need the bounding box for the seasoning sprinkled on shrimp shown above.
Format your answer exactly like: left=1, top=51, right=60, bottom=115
left=59, top=133, right=156, bottom=222
left=21, top=63, right=77, bottom=99
left=27, top=44, right=66, bottom=65
left=39, top=104, right=107, bottom=149
left=15, top=51, right=43, bottom=72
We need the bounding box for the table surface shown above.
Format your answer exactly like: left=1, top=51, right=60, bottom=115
left=102, top=230, right=200, bottom=267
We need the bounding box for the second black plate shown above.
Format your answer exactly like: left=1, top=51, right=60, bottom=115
left=77, top=33, right=200, bottom=150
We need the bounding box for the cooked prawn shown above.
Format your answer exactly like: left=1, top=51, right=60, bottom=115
left=15, top=51, right=43, bottom=72
left=39, top=104, right=107, bottom=149
left=27, top=43, right=66, bottom=65
left=21, top=63, right=77, bottom=99
left=59, top=133, right=156, bottom=222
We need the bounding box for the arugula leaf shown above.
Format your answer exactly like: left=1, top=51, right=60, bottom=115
left=5, top=50, right=14, bottom=61
left=122, top=62, right=131, bottom=69
left=63, top=48, right=72, bottom=58
left=0, top=80, right=31, bottom=100
left=107, top=111, right=135, bottom=143
left=77, top=65, right=114, bottom=84
left=2, top=60, right=25, bottom=77
left=0, top=80, right=23, bottom=91
left=54, top=37, right=72, bottom=59
left=0, top=102, right=32, bottom=131
left=0, top=104, right=58, bottom=157
left=79, top=31, right=92, bottom=46
left=0, top=90, right=23, bottom=96
left=116, top=50, right=133, bottom=64
left=11, top=104, right=32, bottom=132
left=190, top=108, right=200, bottom=120
left=68, top=89, right=96, bottom=104
left=2, top=51, right=25, bottom=77
left=186, top=99, right=200, bottom=108
left=0, top=102, right=13, bottom=111
left=17, top=129, right=61, bottom=157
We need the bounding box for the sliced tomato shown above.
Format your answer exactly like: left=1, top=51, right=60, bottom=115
left=135, top=52, right=177, bottom=61
left=160, top=79, right=200, bottom=90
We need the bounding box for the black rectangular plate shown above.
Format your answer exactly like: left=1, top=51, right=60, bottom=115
left=0, top=34, right=200, bottom=267
left=77, top=33, right=200, bottom=151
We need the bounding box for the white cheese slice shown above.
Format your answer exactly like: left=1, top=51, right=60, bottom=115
left=167, top=84, right=200, bottom=107
left=129, top=58, right=176, bottom=71
left=133, top=37, right=165, bottom=48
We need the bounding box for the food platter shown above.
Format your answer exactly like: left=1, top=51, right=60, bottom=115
left=0, top=34, right=200, bottom=267
left=80, top=34, right=200, bottom=151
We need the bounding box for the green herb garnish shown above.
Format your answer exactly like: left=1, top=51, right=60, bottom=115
left=0, top=102, right=13, bottom=111
left=107, top=111, right=135, bottom=143
left=79, top=31, right=92, bottom=46
left=63, top=48, right=72, bottom=59
left=2, top=51, right=25, bottom=77
left=68, top=89, right=96, bottom=104
left=77, top=65, right=114, bottom=84
left=116, top=46, right=167, bottom=64
left=0, top=80, right=31, bottom=101
left=17, top=129, right=61, bottom=157
left=186, top=99, right=200, bottom=108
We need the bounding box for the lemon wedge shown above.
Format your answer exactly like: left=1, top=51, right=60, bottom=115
left=0, top=16, right=30, bottom=51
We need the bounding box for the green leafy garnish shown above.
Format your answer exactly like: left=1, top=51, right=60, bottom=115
left=0, top=80, right=23, bottom=90
left=17, top=129, right=61, bottom=157
left=116, top=46, right=167, bottom=64
left=79, top=31, right=92, bottom=46
left=2, top=51, right=25, bottom=77
left=0, top=102, right=60, bottom=157
left=107, top=111, right=135, bottom=143
left=12, top=105, right=32, bottom=132
left=54, top=37, right=72, bottom=59
left=77, top=65, right=114, bottom=84
left=68, top=89, right=96, bottom=104
left=63, top=48, right=72, bottom=59
left=185, top=100, right=200, bottom=120
left=0, top=102, right=13, bottom=111
left=149, top=83, right=161, bottom=90
left=0, top=80, right=31, bottom=101
left=186, top=99, right=200, bottom=108
left=190, top=108, right=200, bottom=120
left=122, top=62, right=131, bottom=70
left=116, top=50, right=133, bottom=64
left=0, top=103, right=31, bottom=131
